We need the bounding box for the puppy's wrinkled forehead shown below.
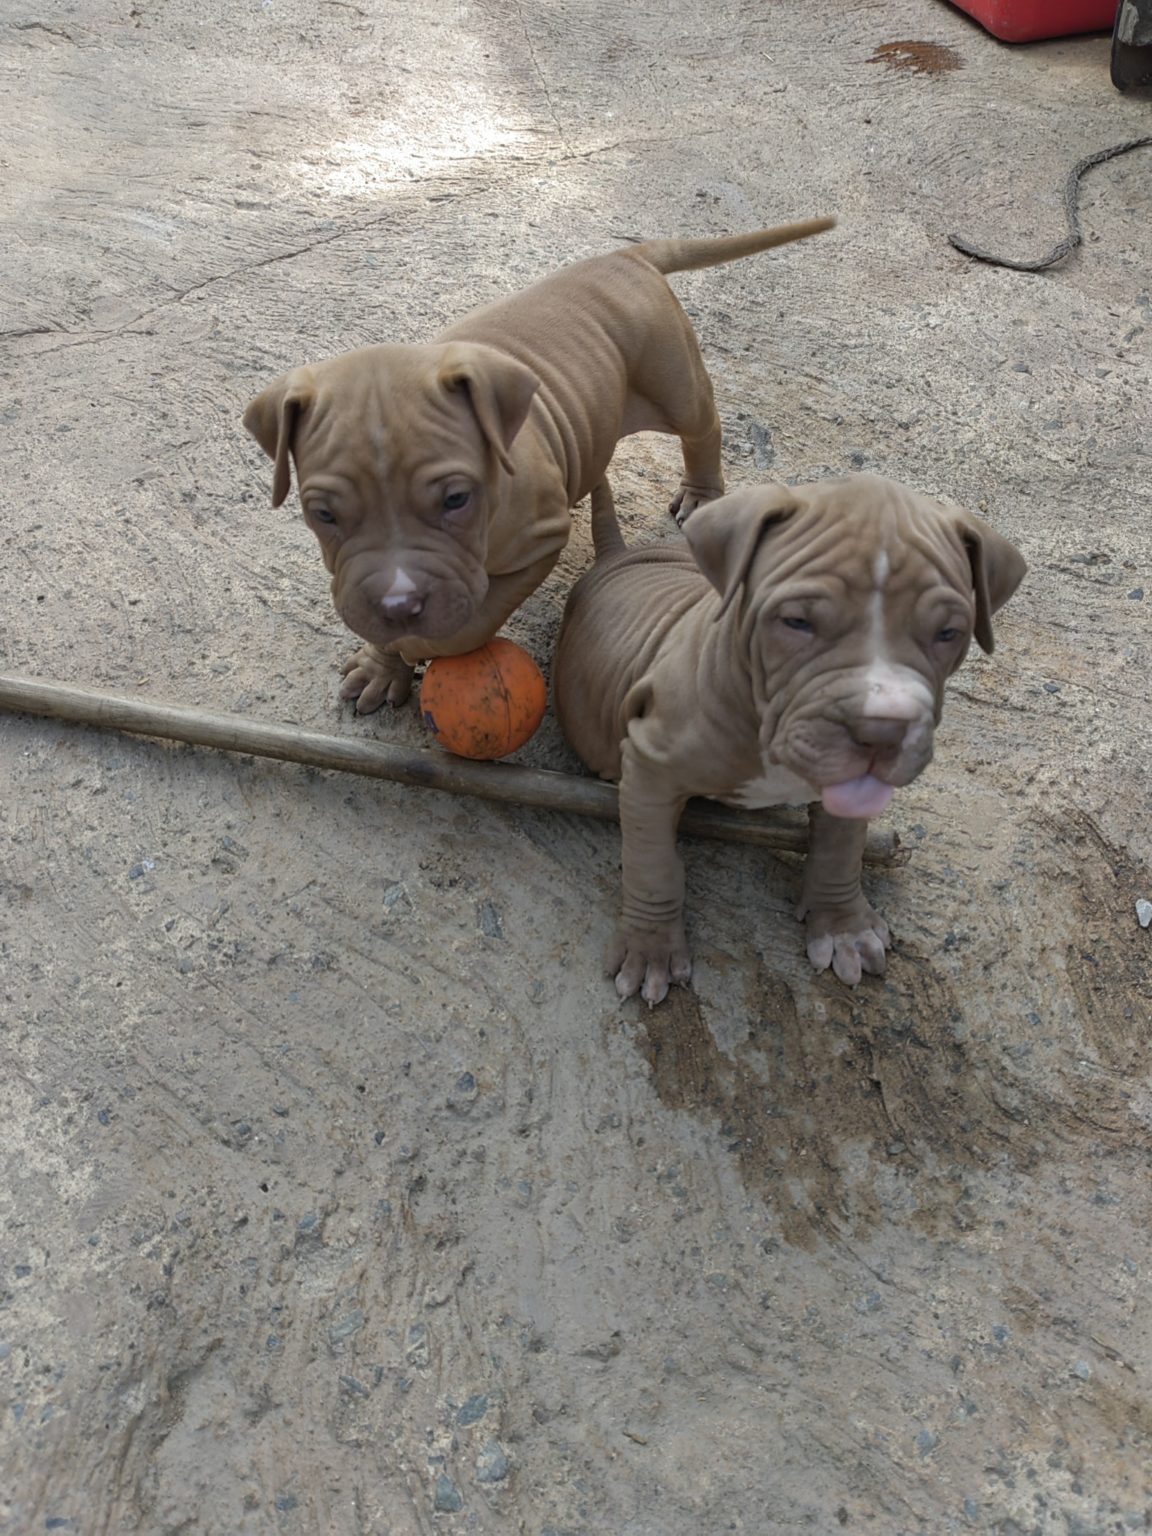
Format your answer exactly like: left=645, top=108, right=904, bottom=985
left=294, top=346, right=475, bottom=485
left=760, top=476, right=973, bottom=598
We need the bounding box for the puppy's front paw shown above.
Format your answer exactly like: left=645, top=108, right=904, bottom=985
left=339, top=646, right=415, bottom=712
left=669, top=481, right=723, bottom=527
left=608, top=924, right=692, bottom=1008
left=800, top=899, right=890, bottom=986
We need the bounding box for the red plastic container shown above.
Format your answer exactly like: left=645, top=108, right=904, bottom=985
left=947, top=0, right=1118, bottom=41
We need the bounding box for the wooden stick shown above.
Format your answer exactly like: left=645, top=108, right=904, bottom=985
left=0, top=674, right=904, bottom=864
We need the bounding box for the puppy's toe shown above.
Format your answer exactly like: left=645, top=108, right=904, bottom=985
left=641, top=964, right=671, bottom=1009
left=830, top=940, right=864, bottom=987
left=613, top=953, right=646, bottom=1001
left=856, top=930, right=888, bottom=976
left=669, top=951, right=693, bottom=986
left=354, top=678, right=390, bottom=714
left=806, top=933, right=836, bottom=974
left=339, top=667, right=376, bottom=704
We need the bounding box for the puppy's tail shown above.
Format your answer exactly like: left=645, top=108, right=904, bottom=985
left=590, top=481, right=627, bottom=561
left=634, top=217, right=836, bottom=275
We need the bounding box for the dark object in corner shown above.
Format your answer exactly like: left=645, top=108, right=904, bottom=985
left=948, top=137, right=1152, bottom=271
left=1112, top=0, right=1152, bottom=89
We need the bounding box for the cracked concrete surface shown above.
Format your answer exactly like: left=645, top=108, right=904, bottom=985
left=1, top=1, right=1150, bottom=1532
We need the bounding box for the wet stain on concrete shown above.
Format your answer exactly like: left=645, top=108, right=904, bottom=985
left=868, top=39, right=964, bottom=75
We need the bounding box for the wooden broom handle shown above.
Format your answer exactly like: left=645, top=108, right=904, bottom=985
left=0, top=674, right=904, bottom=864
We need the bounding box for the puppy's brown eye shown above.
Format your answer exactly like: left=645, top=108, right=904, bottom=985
left=782, top=616, right=812, bottom=633
left=936, top=627, right=961, bottom=643
left=311, top=506, right=336, bottom=525
left=443, top=489, right=471, bottom=514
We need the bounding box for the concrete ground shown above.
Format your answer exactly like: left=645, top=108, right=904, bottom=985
left=2, top=1, right=1150, bottom=1531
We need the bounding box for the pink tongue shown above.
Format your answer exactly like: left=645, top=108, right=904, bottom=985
left=821, top=775, right=895, bottom=820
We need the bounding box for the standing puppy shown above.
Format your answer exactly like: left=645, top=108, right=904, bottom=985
left=553, top=476, right=1026, bottom=1004
left=243, top=220, right=834, bottom=711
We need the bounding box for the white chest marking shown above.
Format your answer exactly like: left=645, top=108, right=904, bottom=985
left=715, top=764, right=818, bottom=811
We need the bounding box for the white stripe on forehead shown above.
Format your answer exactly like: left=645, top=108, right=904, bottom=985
left=370, top=423, right=389, bottom=471
left=862, top=540, right=933, bottom=720
left=868, top=546, right=890, bottom=667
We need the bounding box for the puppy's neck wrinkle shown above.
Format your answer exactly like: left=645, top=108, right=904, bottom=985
left=666, top=587, right=765, bottom=778
left=521, top=378, right=581, bottom=505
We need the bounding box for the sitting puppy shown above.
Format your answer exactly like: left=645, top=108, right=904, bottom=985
left=242, top=219, right=833, bottom=711
left=553, top=475, right=1027, bottom=1004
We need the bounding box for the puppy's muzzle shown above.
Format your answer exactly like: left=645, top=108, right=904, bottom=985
left=377, top=569, right=426, bottom=624
left=847, top=716, right=914, bottom=751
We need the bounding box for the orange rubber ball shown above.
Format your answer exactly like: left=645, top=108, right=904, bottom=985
left=420, top=639, right=547, bottom=761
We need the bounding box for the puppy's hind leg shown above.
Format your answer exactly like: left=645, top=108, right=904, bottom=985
left=669, top=401, right=724, bottom=526
left=632, top=306, right=726, bottom=526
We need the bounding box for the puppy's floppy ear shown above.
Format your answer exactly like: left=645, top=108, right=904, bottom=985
left=953, top=511, right=1027, bottom=654
left=682, top=485, right=800, bottom=618
left=437, top=343, right=539, bottom=476
left=243, top=370, right=314, bottom=508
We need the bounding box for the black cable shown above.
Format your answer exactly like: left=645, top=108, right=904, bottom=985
left=948, top=135, right=1152, bottom=272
